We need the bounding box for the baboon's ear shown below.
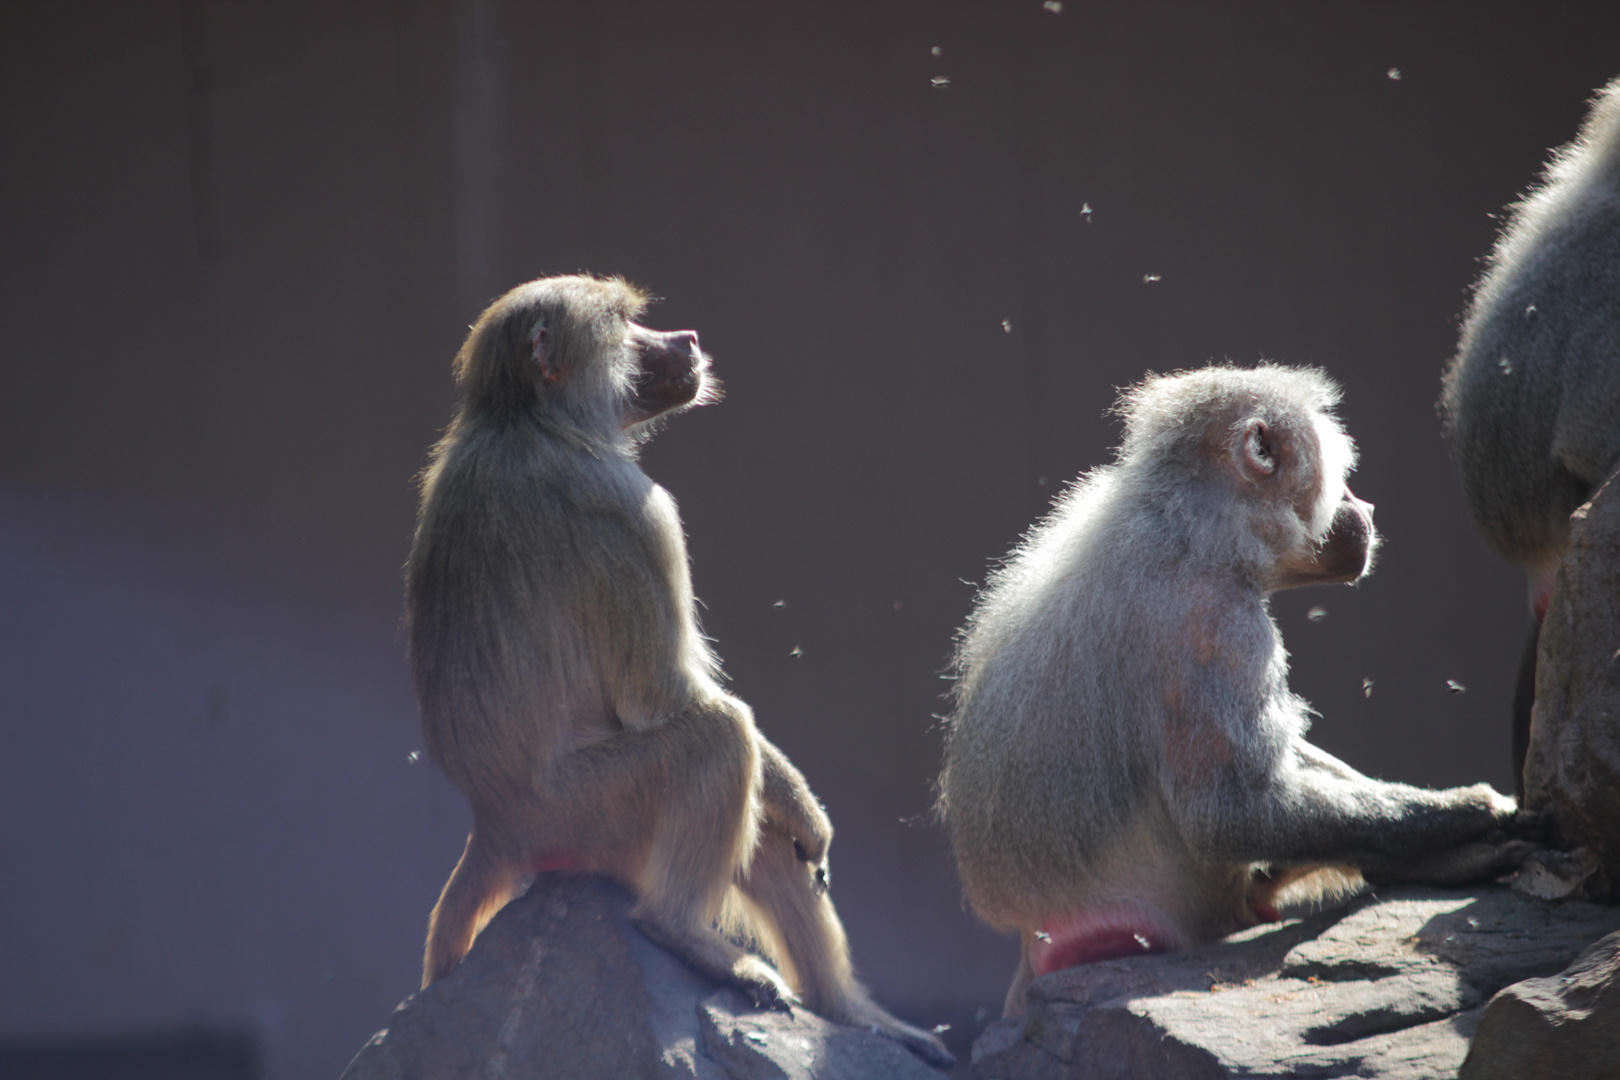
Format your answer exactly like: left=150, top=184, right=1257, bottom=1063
left=531, top=323, right=563, bottom=384
left=1240, top=419, right=1278, bottom=479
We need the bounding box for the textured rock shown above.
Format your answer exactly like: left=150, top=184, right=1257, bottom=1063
left=1512, top=846, right=1601, bottom=901
left=971, top=886, right=1620, bottom=1080
left=1461, top=929, right=1620, bottom=1079
left=340, top=876, right=947, bottom=1080
left=1526, top=471, right=1620, bottom=900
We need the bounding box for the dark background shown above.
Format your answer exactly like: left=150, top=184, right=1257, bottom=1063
left=2, top=2, right=1615, bottom=1076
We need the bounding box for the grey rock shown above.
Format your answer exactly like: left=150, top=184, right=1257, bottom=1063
left=971, top=885, right=1620, bottom=1080
left=1461, top=929, right=1620, bottom=1080
left=1526, top=470, right=1620, bottom=900
left=340, top=875, right=947, bottom=1080
left=1513, top=846, right=1600, bottom=901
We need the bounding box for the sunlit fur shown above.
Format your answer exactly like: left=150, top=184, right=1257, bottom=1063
left=941, top=365, right=1521, bottom=1017
left=409, top=276, right=950, bottom=1067
left=1442, top=76, right=1620, bottom=571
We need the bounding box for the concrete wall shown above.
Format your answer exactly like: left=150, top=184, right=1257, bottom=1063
left=2, top=2, right=1616, bottom=1075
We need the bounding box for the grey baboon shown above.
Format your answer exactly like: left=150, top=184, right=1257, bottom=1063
left=941, top=365, right=1529, bottom=1017
left=1440, top=77, right=1620, bottom=799
left=407, top=275, right=950, bottom=1066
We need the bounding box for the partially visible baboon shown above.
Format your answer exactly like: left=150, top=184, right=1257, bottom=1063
left=1440, top=77, right=1620, bottom=800
left=940, top=366, right=1530, bottom=1017
left=407, top=275, right=950, bottom=1066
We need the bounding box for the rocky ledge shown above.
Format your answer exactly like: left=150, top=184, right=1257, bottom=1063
left=340, top=874, right=948, bottom=1080
left=972, top=885, right=1620, bottom=1080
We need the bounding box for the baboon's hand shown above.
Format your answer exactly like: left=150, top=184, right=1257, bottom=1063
left=633, top=916, right=797, bottom=1010
left=1489, top=789, right=1519, bottom=818
left=731, top=953, right=800, bottom=1012
left=1445, top=782, right=1518, bottom=832
left=1363, top=837, right=1537, bottom=887
left=1475, top=838, right=1539, bottom=878
left=1504, top=809, right=1552, bottom=843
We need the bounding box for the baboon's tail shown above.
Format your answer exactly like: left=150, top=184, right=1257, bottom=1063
left=422, top=830, right=520, bottom=988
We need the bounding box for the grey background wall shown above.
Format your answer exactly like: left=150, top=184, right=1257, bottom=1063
left=2, top=2, right=1616, bottom=1076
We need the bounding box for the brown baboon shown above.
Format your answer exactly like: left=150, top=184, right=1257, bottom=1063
left=1440, top=76, right=1620, bottom=800
left=407, top=275, right=950, bottom=1066
left=940, top=365, right=1531, bottom=1017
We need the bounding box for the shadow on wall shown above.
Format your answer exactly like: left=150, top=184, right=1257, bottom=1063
left=0, top=488, right=464, bottom=1080
left=0, top=1028, right=255, bottom=1080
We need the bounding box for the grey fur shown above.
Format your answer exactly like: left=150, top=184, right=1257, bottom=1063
left=1441, top=77, right=1620, bottom=567
left=407, top=275, right=951, bottom=1066
left=940, top=365, right=1524, bottom=1016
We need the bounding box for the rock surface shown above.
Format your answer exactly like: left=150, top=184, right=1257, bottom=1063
left=340, top=876, right=948, bottom=1080
left=1461, top=928, right=1620, bottom=1079
left=971, top=885, right=1620, bottom=1080
left=1526, top=471, right=1620, bottom=900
